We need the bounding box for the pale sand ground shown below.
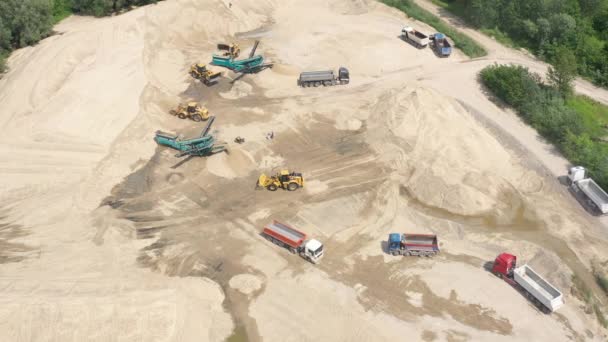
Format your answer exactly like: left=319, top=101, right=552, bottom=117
left=0, top=0, right=607, bottom=341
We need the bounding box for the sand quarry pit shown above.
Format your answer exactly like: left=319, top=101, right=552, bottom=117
left=1, top=0, right=608, bottom=341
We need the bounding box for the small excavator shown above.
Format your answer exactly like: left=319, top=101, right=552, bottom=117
left=169, top=102, right=210, bottom=122
left=189, top=63, right=222, bottom=85
left=256, top=170, right=304, bottom=191
left=211, top=40, right=273, bottom=83
left=154, top=116, right=226, bottom=157
left=217, top=43, right=240, bottom=59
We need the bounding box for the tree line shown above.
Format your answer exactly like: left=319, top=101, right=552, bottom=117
left=0, top=0, right=159, bottom=72
left=480, top=63, right=608, bottom=189
left=440, top=0, right=608, bottom=87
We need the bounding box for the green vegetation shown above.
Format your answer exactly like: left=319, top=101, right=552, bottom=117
left=480, top=64, right=608, bottom=189
left=380, top=0, right=487, bottom=58
left=594, top=270, right=608, bottom=296
left=428, top=0, right=608, bottom=88
left=0, top=0, right=160, bottom=74
left=594, top=304, right=608, bottom=328
left=571, top=274, right=593, bottom=304
left=479, top=28, right=518, bottom=48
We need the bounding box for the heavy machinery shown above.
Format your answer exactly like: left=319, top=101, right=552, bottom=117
left=429, top=33, right=452, bottom=57
left=211, top=40, right=273, bottom=82
left=256, top=169, right=304, bottom=191
left=189, top=63, right=222, bottom=85
left=297, top=67, right=350, bottom=87
left=262, top=220, right=324, bottom=264
left=568, top=166, right=608, bottom=214
left=169, top=102, right=210, bottom=122
left=387, top=233, right=439, bottom=257
left=154, top=116, right=226, bottom=157
left=492, top=253, right=564, bottom=313
left=401, top=26, right=429, bottom=48
left=217, top=43, right=240, bottom=58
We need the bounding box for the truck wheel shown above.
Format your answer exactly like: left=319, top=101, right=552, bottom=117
left=178, top=113, right=187, bottom=119
left=169, top=110, right=177, bottom=116
left=267, top=184, right=278, bottom=191
left=287, top=182, right=299, bottom=191
left=314, top=82, right=321, bottom=87
left=191, top=114, right=203, bottom=122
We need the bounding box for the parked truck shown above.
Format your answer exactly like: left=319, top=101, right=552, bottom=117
left=297, top=67, right=350, bottom=87
left=387, top=233, right=439, bottom=257
left=262, top=220, right=324, bottom=264
left=429, top=33, right=452, bottom=57
left=568, top=166, right=608, bottom=214
left=401, top=26, right=429, bottom=48
left=492, top=253, right=564, bottom=313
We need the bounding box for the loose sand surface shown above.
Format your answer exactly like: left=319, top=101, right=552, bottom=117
left=1, top=0, right=608, bottom=341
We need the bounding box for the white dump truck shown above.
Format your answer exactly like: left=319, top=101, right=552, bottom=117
left=568, top=166, right=608, bottom=214
left=401, top=26, right=429, bottom=48
left=492, top=253, right=564, bottom=313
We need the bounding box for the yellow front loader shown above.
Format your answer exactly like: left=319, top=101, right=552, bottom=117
left=256, top=170, right=304, bottom=191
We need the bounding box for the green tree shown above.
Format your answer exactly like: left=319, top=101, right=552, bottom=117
left=548, top=47, right=577, bottom=97
left=0, top=0, right=53, bottom=48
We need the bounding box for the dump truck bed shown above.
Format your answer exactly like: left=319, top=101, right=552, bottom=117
left=577, top=179, right=608, bottom=214
left=402, top=234, right=439, bottom=252
left=299, top=70, right=335, bottom=82
left=514, top=265, right=564, bottom=312
left=263, top=221, right=306, bottom=248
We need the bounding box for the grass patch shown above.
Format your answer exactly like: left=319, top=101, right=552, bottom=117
left=594, top=304, right=608, bottom=328
left=566, top=95, right=608, bottom=139
left=0, top=53, right=6, bottom=74
left=380, top=0, right=487, bottom=58
left=571, top=274, right=593, bottom=304
left=429, top=0, right=467, bottom=18
left=594, top=270, right=608, bottom=297
left=480, top=28, right=517, bottom=48
left=52, top=0, right=73, bottom=24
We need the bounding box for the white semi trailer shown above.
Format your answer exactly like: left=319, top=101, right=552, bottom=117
left=568, top=166, right=608, bottom=214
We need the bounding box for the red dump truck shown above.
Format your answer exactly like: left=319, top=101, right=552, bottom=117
left=262, top=220, right=324, bottom=264
left=492, top=253, right=564, bottom=313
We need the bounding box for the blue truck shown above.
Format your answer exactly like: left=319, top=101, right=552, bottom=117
left=387, top=233, right=440, bottom=257
left=430, top=33, right=452, bottom=57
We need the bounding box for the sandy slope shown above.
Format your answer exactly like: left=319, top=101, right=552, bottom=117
left=0, top=0, right=607, bottom=341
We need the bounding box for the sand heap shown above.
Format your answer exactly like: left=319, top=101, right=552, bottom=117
left=368, top=87, right=534, bottom=217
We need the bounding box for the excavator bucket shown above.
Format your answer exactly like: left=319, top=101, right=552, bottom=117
left=257, top=174, right=270, bottom=189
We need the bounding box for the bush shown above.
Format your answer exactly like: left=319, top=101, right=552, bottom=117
left=427, top=0, right=608, bottom=88
left=481, top=64, right=608, bottom=190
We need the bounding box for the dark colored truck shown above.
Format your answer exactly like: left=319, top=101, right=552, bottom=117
left=387, top=233, right=439, bottom=257
left=430, top=33, right=452, bottom=57
left=297, top=67, right=350, bottom=87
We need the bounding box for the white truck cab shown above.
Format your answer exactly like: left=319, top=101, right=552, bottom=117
left=302, top=239, right=324, bottom=263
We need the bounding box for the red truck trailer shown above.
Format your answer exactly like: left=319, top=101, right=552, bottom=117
left=262, top=220, right=324, bottom=264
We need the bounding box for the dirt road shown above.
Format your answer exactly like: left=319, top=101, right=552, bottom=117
left=0, top=0, right=607, bottom=341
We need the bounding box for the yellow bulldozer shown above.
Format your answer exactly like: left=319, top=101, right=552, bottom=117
left=190, top=63, right=222, bottom=85
left=169, top=102, right=210, bottom=122
left=256, top=170, right=304, bottom=191
left=217, top=43, right=240, bottom=58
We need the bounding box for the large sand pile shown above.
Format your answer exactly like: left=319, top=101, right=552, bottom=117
left=0, top=0, right=606, bottom=341
left=368, top=87, right=539, bottom=218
